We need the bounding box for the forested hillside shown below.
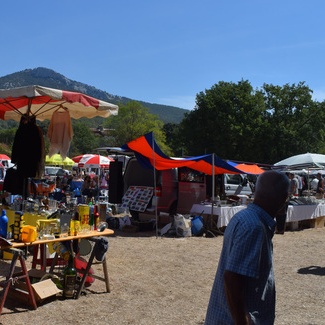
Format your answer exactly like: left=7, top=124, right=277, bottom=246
left=0, top=67, right=187, bottom=125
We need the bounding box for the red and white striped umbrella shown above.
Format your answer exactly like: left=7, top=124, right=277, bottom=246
left=77, top=154, right=114, bottom=168
left=0, top=154, right=10, bottom=160
left=71, top=155, right=84, bottom=163
left=0, top=85, right=118, bottom=121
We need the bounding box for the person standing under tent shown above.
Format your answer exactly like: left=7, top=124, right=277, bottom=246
left=296, top=173, right=303, bottom=196
left=315, top=172, right=324, bottom=199
left=288, top=172, right=298, bottom=197
left=204, top=170, right=289, bottom=325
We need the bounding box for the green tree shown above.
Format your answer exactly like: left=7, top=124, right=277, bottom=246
left=163, top=123, right=182, bottom=156
left=261, top=82, right=322, bottom=163
left=179, top=80, right=266, bottom=161
left=104, top=101, right=171, bottom=154
left=0, top=128, right=17, bottom=148
left=179, top=80, right=324, bottom=165
left=69, top=121, right=99, bottom=156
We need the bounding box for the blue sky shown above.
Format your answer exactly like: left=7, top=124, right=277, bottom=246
left=1, top=1, right=325, bottom=110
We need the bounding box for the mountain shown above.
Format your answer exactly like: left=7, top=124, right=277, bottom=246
left=0, top=67, right=187, bottom=124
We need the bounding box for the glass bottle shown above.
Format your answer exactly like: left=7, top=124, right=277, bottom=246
left=63, top=251, right=77, bottom=299
left=0, top=209, right=8, bottom=238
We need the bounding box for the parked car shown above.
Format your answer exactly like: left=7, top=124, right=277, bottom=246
left=223, top=173, right=254, bottom=196
left=44, top=166, right=69, bottom=177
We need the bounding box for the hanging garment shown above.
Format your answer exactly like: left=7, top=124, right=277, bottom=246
left=47, top=110, right=73, bottom=159
left=11, top=114, right=45, bottom=179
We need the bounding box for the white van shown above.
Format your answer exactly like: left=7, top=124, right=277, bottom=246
left=223, top=173, right=254, bottom=196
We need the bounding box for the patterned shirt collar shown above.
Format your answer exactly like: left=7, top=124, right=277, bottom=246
left=248, top=203, right=277, bottom=234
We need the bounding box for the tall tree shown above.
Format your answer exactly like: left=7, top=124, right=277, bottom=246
left=179, top=80, right=265, bottom=161
left=179, top=81, right=323, bottom=164
left=104, top=101, right=171, bottom=154
left=261, top=82, right=321, bottom=163
left=69, top=121, right=99, bottom=156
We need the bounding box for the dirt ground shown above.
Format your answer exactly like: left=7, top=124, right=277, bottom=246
left=0, top=226, right=325, bottom=325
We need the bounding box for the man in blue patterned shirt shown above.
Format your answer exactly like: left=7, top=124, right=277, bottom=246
left=204, top=170, right=289, bottom=325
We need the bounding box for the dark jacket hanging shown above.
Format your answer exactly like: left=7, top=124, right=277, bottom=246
left=11, top=114, right=45, bottom=178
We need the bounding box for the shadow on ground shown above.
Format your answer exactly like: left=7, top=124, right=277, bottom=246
left=297, top=265, right=325, bottom=276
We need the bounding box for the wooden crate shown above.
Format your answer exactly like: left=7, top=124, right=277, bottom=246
left=309, top=216, right=325, bottom=228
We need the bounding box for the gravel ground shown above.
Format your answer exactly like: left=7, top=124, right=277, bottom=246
left=0, top=227, right=325, bottom=325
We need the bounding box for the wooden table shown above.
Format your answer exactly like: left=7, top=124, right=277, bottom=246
left=0, top=228, right=114, bottom=313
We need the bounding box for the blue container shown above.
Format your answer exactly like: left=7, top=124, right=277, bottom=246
left=191, top=215, right=204, bottom=235
left=0, top=209, right=8, bottom=239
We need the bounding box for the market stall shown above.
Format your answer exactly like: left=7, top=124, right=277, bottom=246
left=190, top=201, right=325, bottom=230
left=0, top=85, right=119, bottom=310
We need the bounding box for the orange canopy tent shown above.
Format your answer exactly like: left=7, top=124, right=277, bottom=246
left=122, top=132, right=264, bottom=175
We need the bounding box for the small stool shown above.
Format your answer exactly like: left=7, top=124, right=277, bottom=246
left=0, top=248, right=37, bottom=313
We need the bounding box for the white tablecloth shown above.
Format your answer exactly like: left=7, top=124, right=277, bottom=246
left=190, top=204, right=246, bottom=227
left=286, top=204, right=325, bottom=222
left=190, top=203, right=325, bottom=227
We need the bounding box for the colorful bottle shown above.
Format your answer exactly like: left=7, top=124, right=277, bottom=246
left=89, top=204, right=94, bottom=231
left=0, top=209, right=8, bottom=238
left=63, top=252, right=77, bottom=299
left=93, top=205, right=99, bottom=230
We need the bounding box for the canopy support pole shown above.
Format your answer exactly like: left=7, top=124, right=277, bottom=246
left=151, top=134, right=158, bottom=238
left=210, top=153, right=215, bottom=227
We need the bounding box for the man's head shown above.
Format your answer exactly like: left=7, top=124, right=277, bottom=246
left=253, top=170, right=290, bottom=217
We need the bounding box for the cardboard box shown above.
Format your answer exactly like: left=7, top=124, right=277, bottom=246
left=32, top=279, right=62, bottom=301
left=11, top=270, right=62, bottom=303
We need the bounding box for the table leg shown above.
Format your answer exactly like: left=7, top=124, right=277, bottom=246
left=102, top=256, right=110, bottom=293
left=0, top=248, right=37, bottom=313
left=74, top=237, right=110, bottom=298
left=75, top=242, right=97, bottom=299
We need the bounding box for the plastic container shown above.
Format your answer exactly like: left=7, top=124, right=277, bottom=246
left=191, top=215, right=204, bottom=236
left=21, top=225, right=37, bottom=243
left=0, top=209, right=8, bottom=238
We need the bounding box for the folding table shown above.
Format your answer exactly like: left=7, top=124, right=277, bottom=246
left=0, top=228, right=114, bottom=313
